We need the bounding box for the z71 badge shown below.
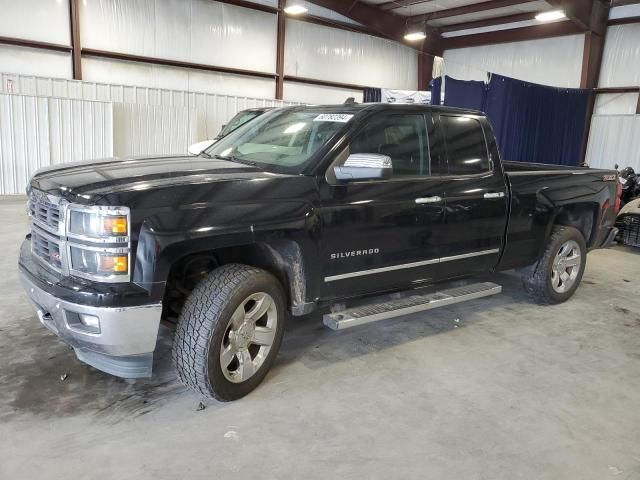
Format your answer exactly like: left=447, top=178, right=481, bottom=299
left=330, top=248, right=380, bottom=260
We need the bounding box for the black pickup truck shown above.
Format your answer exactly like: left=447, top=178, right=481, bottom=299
left=19, top=104, right=619, bottom=401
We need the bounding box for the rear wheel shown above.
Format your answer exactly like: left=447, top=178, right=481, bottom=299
left=521, top=226, right=587, bottom=304
left=173, top=264, right=286, bottom=401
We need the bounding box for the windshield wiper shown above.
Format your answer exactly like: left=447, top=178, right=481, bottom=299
left=213, top=154, right=260, bottom=168
left=198, top=151, right=213, bottom=159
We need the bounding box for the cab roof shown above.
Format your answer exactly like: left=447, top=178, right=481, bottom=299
left=284, top=102, right=484, bottom=117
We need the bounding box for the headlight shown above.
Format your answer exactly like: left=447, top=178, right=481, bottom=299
left=69, top=246, right=129, bottom=278
left=68, top=209, right=128, bottom=239
left=66, top=205, right=131, bottom=282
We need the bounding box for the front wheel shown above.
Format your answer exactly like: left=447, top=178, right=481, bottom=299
left=173, top=264, right=286, bottom=401
left=521, top=226, right=587, bottom=304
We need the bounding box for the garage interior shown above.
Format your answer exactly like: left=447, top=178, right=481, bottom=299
left=1, top=0, right=639, bottom=478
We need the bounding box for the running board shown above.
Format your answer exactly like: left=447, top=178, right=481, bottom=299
left=323, top=282, right=502, bottom=331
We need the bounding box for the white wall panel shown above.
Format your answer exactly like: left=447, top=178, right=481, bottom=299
left=82, top=57, right=276, bottom=98
left=0, top=0, right=70, bottom=45
left=609, top=4, right=640, bottom=19
left=189, top=0, right=276, bottom=72
left=0, top=45, right=71, bottom=79
left=599, top=24, right=640, bottom=88
left=443, top=34, right=585, bottom=87
left=113, top=103, right=191, bottom=156
left=80, top=0, right=277, bottom=72
left=48, top=98, right=114, bottom=167
left=586, top=115, right=640, bottom=172
left=289, top=1, right=361, bottom=25
left=594, top=93, right=639, bottom=115
left=283, top=81, right=363, bottom=104
left=284, top=20, right=417, bottom=90
left=0, top=71, right=298, bottom=174
left=0, top=94, right=113, bottom=195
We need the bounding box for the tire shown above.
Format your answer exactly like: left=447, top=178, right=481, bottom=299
left=173, top=264, right=287, bottom=401
left=521, top=226, right=587, bottom=305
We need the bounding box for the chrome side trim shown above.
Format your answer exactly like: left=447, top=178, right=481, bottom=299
left=439, top=248, right=500, bottom=263
left=324, top=248, right=500, bottom=282
left=415, top=196, right=442, bottom=204
left=324, top=258, right=439, bottom=282
left=483, top=192, right=505, bottom=199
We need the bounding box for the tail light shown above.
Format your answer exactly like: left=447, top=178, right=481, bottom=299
left=614, top=180, right=622, bottom=213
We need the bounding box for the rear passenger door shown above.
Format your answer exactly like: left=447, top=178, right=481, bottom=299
left=436, top=114, right=508, bottom=278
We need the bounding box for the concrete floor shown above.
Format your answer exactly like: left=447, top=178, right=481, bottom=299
left=1, top=196, right=639, bottom=480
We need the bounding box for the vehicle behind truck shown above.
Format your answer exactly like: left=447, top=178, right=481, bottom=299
left=19, top=104, right=619, bottom=401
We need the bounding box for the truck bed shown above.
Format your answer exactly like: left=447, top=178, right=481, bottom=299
left=502, top=160, right=610, bottom=173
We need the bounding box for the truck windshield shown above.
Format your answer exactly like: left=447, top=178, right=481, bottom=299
left=218, top=110, right=264, bottom=137
left=204, top=109, right=353, bottom=172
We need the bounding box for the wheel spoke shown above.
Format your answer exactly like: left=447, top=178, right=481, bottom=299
left=560, top=271, right=570, bottom=284
left=245, top=295, right=271, bottom=323
left=238, top=349, right=255, bottom=381
left=252, top=326, right=275, bottom=346
left=564, top=255, right=580, bottom=268
left=221, top=344, right=237, bottom=368
left=552, top=271, right=561, bottom=288
left=229, top=304, right=245, bottom=330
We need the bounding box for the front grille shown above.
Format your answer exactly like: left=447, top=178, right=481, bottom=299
left=31, top=227, right=63, bottom=271
left=616, top=214, right=640, bottom=247
left=29, top=190, right=61, bottom=231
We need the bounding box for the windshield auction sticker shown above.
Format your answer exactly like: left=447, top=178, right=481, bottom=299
left=313, top=114, right=354, bottom=123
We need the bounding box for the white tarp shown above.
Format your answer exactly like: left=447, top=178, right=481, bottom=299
left=381, top=89, right=431, bottom=105
left=443, top=34, right=585, bottom=88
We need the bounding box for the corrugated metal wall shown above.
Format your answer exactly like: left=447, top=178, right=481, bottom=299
left=0, top=93, right=113, bottom=195
left=0, top=71, right=301, bottom=194
left=0, top=71, right=299, bottom=147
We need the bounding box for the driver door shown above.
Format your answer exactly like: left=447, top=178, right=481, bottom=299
left=318, top=111, right=448, bottom=300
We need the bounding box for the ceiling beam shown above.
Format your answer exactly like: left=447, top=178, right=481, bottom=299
left=306, top=0, right=443, bottom=55
left=610, top=0, right=640, bottom=6
left=439, top=12, right=538, bottom=32
left=544, top=0, right=599, bottom=33
left=608, top=15, right=640, bottom=25
left=305, top=0, right=406, bottom=39
left=408, top=0, right=535, bottom=22
left=443, top=20, right=583, bottom=49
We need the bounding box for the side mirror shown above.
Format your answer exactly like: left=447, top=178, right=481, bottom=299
left=188, top=139, right=216, bottom=155
left=334, top=153, right=393, bottom=182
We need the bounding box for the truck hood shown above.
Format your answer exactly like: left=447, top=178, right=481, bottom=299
left=29, top=154, right=285, bottom=202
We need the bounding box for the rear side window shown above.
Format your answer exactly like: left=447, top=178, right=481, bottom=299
left=441, top=115, right=490, bottom=175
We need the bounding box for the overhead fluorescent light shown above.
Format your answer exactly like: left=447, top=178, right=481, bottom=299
left=535, top=10, right=566, bottom=22
left=404, top=31, right=427, bottom=41
left=284, top=4, right=308, bottom=15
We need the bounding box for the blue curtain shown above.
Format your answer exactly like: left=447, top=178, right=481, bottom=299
left=363, top=87, right=381, bottom=103
left=429, top=77, right=442, bottom=106
left=484, top=74, right=589, bottom=166
left=439, top=74, right=589, bottom=166
left=443, top=76, right=486, bottom=110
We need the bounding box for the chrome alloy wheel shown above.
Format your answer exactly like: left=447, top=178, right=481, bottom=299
left=220, top=292, right=278, bottom=383
left=551, top=239, right=581, bottom=293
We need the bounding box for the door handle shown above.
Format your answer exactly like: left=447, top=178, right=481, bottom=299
left=483, top=192, right=505, bottom=199
left=415, top=196, right=442, bottom=204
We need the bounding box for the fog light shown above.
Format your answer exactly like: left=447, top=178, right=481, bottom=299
left=79, top=314, right=100, bottom=334
left=65, top=311, right=101, bottom=334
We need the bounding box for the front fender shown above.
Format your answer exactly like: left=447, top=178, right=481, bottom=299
left=131, top=200, right=320, bottom=303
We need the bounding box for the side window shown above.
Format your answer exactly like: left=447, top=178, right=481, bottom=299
left=349, top=114, right=430, bottom=177
left=441, top=115, right=490, bottom=175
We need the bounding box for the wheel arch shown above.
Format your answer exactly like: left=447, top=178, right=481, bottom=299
left=159, top=238, right=314, bottom=319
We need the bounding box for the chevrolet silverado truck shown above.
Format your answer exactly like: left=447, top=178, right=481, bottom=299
left=19, top=104, right=620, bottom=401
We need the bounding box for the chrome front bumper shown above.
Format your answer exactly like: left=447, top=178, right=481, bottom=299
left=19, top=269, right=162, bottom=378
